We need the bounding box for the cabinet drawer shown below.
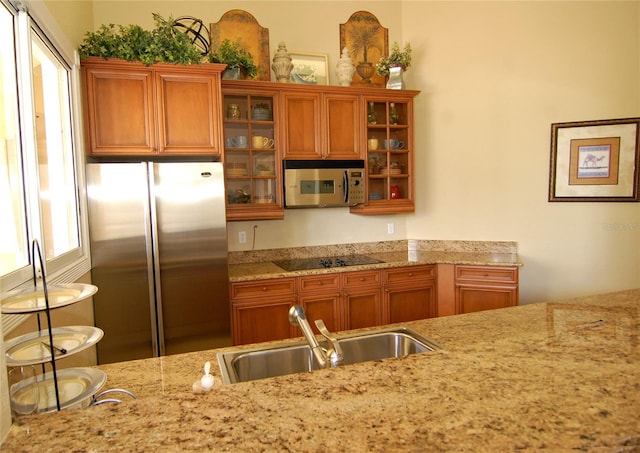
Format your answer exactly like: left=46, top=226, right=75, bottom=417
left=384, top=265, right=436, bottom=284
left=299, top=274, right=341, bottom=294
left=455, top=266, right=518, bottom=284
left=342, top=270, right=381, bottom=288
left=230, top=278, right=296, bottom=300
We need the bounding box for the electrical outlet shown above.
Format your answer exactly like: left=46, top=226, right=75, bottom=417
left=238, top=231, right=247, bottom=243
left=387, top=223, right=395, bottom=234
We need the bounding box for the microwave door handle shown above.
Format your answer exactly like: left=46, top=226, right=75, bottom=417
left=342, top=170, right=349, bottom=203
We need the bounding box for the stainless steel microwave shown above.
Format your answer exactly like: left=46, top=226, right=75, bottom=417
left=283, top=160, right=366, bottom=208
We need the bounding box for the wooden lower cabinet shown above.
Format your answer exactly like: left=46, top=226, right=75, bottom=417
left=383, top=265, right=437, bottom=323
left=230, top=278, right=296, bottom=345
left=232, top=300, right=295, bottom=345
left=455, top=265, right=518, bottom=314
left=342, top=270, right=383, bottom=330
left=298, top=274, right=341, bottom=334
left=230, top=264, right=518, bottom=345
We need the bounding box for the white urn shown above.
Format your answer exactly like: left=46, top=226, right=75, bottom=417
left=336, top=47, right=355, bottom=86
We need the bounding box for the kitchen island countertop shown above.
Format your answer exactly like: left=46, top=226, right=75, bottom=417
left=3, top=288, right=639, bottom=451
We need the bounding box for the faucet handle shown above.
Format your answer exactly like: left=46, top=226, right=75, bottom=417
left=314, top=320, right=343, bottom=367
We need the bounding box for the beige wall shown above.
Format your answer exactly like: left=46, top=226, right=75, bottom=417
left=40, top=0, right=93, bottom=52
left=401, top=1, right=640, bottom=303
left=47, top=0, right=640, bottom=305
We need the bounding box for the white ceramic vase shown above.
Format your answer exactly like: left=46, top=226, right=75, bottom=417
left=336, top=47, right=355, bottom=86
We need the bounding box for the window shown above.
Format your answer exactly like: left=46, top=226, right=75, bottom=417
left=0, top=1, right=88, bottom=295
left=0, top=2, right=28, bottom=277
left=31, top=32, right=80, bottom=262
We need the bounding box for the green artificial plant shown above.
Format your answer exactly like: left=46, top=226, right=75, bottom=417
left=78, top=13, right=203, bottom=65
left=208, top=39, right=260, bottom=79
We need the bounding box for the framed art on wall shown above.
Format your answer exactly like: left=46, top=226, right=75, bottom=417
left=549, top=117, right=640, bottom=202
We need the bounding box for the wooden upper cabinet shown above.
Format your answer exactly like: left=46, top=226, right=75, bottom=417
left=217, top=80, right=419, bottom=219
left=281, top=89, right=361, bottom=160
left=156, top=71, right=221, bottom=155
left=281, top=91, right=322, bottom=159
left=82, top=63, right=155, bottom=154
left=324, top=94, right=361, bottom=159
left=81, top=58, right=225, bottom=156
left=351, top=92, right=419, bottom=215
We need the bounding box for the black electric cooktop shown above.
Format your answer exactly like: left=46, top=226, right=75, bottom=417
left=273, top=255, right=384, bottom=271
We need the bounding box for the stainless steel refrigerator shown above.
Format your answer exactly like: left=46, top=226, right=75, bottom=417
left=86, top=162, right=230, bottom=364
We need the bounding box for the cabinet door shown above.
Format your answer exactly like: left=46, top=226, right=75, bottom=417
left=281, top=92, right=321, bottom=159
left=386, top=283, right=437, bottom=324
left=298, top=274, right=341, bottom=333
left=351, top=92, right=419, bottom=215
left=83, top=66, right=156, bottom=155
left=383, top=265, right=437, bottom=323
left=156, top=71, right=221, bottom=155
left=299, top=293, right=341, bottom=334
left=222, top=88, right=283, bottom=221
left=232, top=299, right=295, bottom=345
left=230, top=278, right=296, bottom=345
left=324, top=94, right=361, bottom=159
left=344, top=287, right=383, bottom=330
left=342, top=270, right=382, bottom=329
left=456, top=284, right=517, bottom=314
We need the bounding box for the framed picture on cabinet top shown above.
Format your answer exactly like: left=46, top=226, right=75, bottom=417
left=339, top=11, right=388, bottom=87
left=549, top=117, right=640, bottom=202
left=288, top=52, right=329, bottom=85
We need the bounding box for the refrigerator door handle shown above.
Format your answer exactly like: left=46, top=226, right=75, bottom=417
left=146, top=163, right=165, bottom=357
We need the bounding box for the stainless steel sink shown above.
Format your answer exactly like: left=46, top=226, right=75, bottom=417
left=217, top=326, right=442, bottom=384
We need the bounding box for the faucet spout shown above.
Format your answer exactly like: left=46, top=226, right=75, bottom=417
left=288, top=305, right=343, bottom=369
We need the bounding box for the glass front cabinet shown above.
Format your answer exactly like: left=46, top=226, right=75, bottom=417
left=221, top=81, right=419, bottom=220
left=222, top=84, right=283, bottom=221
left=351, top=95, right=416, bottom=215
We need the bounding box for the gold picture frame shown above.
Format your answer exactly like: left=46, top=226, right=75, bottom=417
left=549, top=118, right=640, bottom=202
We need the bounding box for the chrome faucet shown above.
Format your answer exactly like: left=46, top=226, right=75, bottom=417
left=288, top=305, right=343, bottom=369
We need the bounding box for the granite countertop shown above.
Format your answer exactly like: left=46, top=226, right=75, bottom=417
left=228, top=240, right=523, bottom=282
left=3, top=288, right=639, bottom=451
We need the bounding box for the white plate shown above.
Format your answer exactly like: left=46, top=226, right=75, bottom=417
left=10, top=367, right=107, bottom=414
left=4, top=326, right=104, bottom=366
left=0, top=283, right=98, bottom=314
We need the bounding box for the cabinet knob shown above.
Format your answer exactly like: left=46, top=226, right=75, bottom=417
left=262, top=287, right=268, bottom=291
left=408, top=272, right=413, bottom=277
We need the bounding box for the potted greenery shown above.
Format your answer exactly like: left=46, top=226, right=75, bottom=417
left=208, top=39, right=260, bottom=80
left=375, top=42, right=412, bottom=77
left=78, top=13, right=203, bottom=65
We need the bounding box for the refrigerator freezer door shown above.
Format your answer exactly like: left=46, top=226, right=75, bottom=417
left=87, top=162, right=230, bottom=364
left=86, top=163, right=158, bottom=364
left=151, top=162, right=230, bottom=356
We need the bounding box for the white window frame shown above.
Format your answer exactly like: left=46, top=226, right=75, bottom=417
left=1, top=0, right=90, bottom=333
